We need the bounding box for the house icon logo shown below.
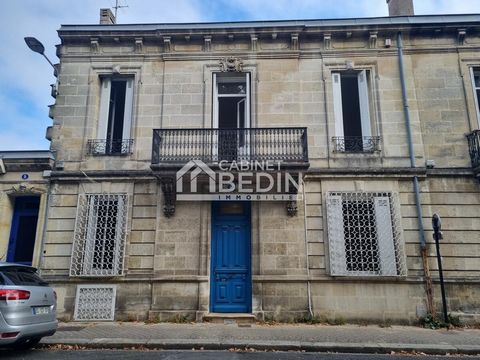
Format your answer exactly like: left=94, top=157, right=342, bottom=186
left=176, top=159, right=216, bottom=194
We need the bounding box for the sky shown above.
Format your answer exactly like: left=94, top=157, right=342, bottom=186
left=0, top=0, right=479, bottom=151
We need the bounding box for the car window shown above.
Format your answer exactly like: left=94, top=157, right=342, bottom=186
left=0, top=268, right=48, bottom=287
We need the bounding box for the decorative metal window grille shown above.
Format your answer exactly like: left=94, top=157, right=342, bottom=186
left=87, top=139, right=134, bottom=156
left=74, top=285, right=116, bottom=321
left=70, top=194, right=128, bottom=277
left=326, top=192, right=406, bottom=277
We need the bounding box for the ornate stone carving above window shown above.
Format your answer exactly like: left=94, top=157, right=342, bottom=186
left=219, top=57, right=244, bottom=72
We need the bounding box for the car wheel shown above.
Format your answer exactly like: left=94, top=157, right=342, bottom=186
left=12, top=337, right=42, bottom=350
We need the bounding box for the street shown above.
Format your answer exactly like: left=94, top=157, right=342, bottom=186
left=1, top=350, right=479, bottom=360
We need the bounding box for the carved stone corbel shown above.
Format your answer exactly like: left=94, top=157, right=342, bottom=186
left=285, top=174, right=300, bottom=217
left=291, top=33, right=299, bottom=51
left=90, top=37, right=99, bottom=53
left=204, top=36, right=212, bottom=52
left=369, top=31, right=378, bottom=49
left=135, top=37, right=143, bottom=53
left=163, top=36, right=171, bottom=53
left=324, top=33, right=331, bottom=50
left=457, top=29, right=466, bottom=45
left=159, top=176, right=176, bottom=218
left=286, top=201, right=298, bottom=217
left=250, top=34, right=258, bottom=52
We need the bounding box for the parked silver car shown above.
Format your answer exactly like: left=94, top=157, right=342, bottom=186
left=0, top=263, right=57, bottom=349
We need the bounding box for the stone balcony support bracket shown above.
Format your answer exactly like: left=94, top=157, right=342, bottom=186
left=159, top=176, right=176, bottom=218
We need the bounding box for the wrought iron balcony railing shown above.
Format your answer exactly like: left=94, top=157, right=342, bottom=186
left=87, top=139, right=134, bottom=156
left=332, top=136, right=381, bottom=153
left=467, top=130, right=480, bottom=169
left=151, top=128, right=308, bottom=164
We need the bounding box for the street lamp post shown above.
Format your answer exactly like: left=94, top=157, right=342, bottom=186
left=432, top=213, right=448, bottom=324
left=24, top=37, right=57, bottom=73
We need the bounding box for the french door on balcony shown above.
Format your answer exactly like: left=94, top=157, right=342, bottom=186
left=213, top=72, right=250, bottom=162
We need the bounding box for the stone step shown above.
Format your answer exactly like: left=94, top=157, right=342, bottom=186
left=203, top=313, right=256, bottom=325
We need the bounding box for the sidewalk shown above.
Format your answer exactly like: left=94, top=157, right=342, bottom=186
left=41, top=322, right=480, bottom=355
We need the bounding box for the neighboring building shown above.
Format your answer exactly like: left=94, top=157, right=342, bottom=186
left=0, top=151, right=54, bottom=267
left=39, top=2, right=480, bottom=324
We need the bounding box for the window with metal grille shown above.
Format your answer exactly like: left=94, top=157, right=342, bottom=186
left=74, top=285, right=116, bottom=321
left=326, top=192, right=406, bottom=276
left=70, top=194, right=128, bottom=277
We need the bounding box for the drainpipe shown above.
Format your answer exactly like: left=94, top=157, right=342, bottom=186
left=38, top=177, right=53, bottom=275
left=396, top=32, right=435, bottom=315
left=302, top=179, right=314, bottom=319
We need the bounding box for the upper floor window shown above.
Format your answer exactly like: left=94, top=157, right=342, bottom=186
left=88, top=77, right=134, bottom=156
left=471, top=68, right=480, bottom=127
left=332, top=71, right=380, bottom=153
left=326, top=191, right=406, bottom=277
left=213, top=72, right=251, bottom=161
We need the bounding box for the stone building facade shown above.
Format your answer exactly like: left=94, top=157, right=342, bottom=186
left=0, top=151, right=53, bottom=268
left=39, top=8, right=480, bottom=324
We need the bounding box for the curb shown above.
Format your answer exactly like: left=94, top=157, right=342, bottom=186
left=41, top=338, right=480, bottom=355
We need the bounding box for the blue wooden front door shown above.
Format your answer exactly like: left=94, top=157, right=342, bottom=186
left=7, top=196, right=40, bottom=265
left=210, top=202, right=251, bottom=313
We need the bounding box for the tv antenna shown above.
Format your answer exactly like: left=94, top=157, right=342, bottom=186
left=113, top=0, right=128, bottom=21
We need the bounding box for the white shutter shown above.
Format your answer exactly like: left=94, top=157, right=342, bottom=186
left=357, top=70, right=372, bottom=141
left=374, top=196, right=397, bottom=276
left=327, top=194, right=347, bottom=275
left=332, top=73, right=344, bottom=140
left=245, top=72, right=251, bottom=128
left=212, top=73, right=219, bottom=161
left=122, top=78, right=134, bottom=141
left=470, top=67, right=480, bottom=129
left=82, top=195, right=99, bottom=275
left=113, top=195, right=127, bottom=275
left=98, top=78, right=111, bottom=140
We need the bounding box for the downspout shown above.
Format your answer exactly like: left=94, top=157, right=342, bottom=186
left=302, top=179, right=314, bottom=319
left=396, top=32, right=435, bottom=315
left=38, top=176, right=53, bottom=275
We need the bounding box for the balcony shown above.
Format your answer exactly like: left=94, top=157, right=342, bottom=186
left=151, top=127, right=309, bottom=168
left=467, top=130, right=480, bottom=175
left=332, top=136, right=381, bottom=153
left=151, top=127, right=309, bottom=217
left=87, top=139, right=134, bottom=156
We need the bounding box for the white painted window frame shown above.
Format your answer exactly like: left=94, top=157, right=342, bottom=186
left=470, top=67, right=480, bottom=129
left=98, top=77, right=134, bottom=143
left=332, top=70, right=373, bottom=148
left=212, top=72, right=251, bottom=160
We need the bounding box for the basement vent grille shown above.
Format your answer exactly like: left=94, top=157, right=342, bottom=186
left=74, top=285, right=116, bottom=321
left=326, top=191, right=406, bottom=277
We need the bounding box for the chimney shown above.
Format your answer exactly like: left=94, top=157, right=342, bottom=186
left=386, top=0, right=414, bottom=16
left=100, top=8, right=116, bottom=24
